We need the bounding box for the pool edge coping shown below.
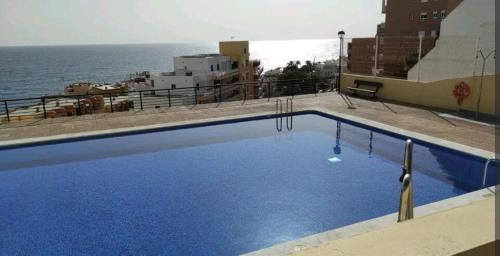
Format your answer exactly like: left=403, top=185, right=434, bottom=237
left=241, top=185, right=497, bottom=256
left=0, top=107, right=494, bottom=159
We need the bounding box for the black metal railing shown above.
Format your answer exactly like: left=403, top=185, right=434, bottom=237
left=0, top=77, right=336, bottom=124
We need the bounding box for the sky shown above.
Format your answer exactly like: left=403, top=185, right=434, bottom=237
left=0, top=0, right=384, bottom=46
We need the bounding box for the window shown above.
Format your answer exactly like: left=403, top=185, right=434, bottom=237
left=217, top=64, right=220, bottom=71
left=244, top=48, right=247, bottom=54
left=433, top=11, right=438, bottom=19
left=410, top=14, right=414, bottom=21
left=211, top=65, right=214, bottom=71
left=441, top=10, right=446, bottom=18
left=420, top=12, right=428, bottom=21
left=171, top=84, right=176, bottom=89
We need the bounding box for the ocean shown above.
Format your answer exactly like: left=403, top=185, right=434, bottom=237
left=0, top=39, right=339, bottom=99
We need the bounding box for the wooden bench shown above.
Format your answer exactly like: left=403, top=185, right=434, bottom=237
left=347, top=80, right=383, bottom=98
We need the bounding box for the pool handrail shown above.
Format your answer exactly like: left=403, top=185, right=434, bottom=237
left=398, top=139, right=414, bottom=222
left=275, top=99, right=283, bottom=132
left=482, top=158, right=499, bottom=187
left=286, top=97, right=293, bottom=131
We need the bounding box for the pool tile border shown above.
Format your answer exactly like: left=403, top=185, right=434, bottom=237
left=0, top=108, right=495, bottom=160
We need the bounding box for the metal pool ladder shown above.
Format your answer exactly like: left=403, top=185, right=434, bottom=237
left=398, top=139, right=414, bottom=222
left=275, top=98, right=293, bottom=132
left=482, top=158, right=499, bottom=187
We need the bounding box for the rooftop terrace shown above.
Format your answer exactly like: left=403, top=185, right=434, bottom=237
left=0, top=93, right=496, bottom=255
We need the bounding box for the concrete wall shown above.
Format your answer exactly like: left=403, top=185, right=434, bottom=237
left=408, top=0, right=495, bottom=82
left=341, top=73, right=495, bottom=115
left=174, top=56, right=231, bottom=75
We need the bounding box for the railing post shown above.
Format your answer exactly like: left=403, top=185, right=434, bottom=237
left=194, top=87, right=198, bottom=105
left=4, top=100, right=10, bottom=122
left=219, top=84, right=223, bottom=102
left=108, top=93, right=113, bottom=113
left=213, top=85, right=217, bottom=102
left=77, top=95, right=81, bottom=115
left=168, top=89, right=171, bottom=107
left=314, top=78, right=318, bottom=95
left=42, top=97, right=47, bottom=119
left=244, top=83, right=247, bottom=101
left=268, top=82, right=272, bottom=100
left=139, top=91, right=143, bottom=110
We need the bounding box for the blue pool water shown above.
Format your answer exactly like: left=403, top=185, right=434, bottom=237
left=0, top=113, right=496, bottom=255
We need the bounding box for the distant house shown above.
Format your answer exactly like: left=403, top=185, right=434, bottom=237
left=65, top=83, right=127, bottom=96
left=151, top=41, right=262, bottom=103
left=151, top=54, right=234, bottom=92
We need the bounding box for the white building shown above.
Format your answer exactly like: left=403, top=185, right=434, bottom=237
left=152, top=54, right=234, bottom=94
left=315, top=61, right=338, bottom=79
left=407, top=0, right=495, bottom=82
left=174, top=54, right=232, bottom=75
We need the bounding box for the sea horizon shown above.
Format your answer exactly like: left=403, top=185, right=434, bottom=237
left=0, top=39, right=340, bottom=99
left=0, top=38, right=337, bottom=48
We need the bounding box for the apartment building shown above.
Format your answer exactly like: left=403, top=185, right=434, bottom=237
left=348, top=0, right=463, bottom=78
left=219, top=41, right=262, bottom=99
left=152, top=54, right=235, bottom=92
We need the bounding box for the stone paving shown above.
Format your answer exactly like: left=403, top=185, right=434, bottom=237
left=0, top=93, right=495, bottom=152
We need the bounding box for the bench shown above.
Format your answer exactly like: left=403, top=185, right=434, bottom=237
left=347, top=80, right=383, bottom=98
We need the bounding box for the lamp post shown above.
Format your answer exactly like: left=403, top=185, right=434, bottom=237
left=337, top=30, right=346, bottom=92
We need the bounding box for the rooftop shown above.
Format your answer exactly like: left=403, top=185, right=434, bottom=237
left=178, top=54, right=222, bottom=58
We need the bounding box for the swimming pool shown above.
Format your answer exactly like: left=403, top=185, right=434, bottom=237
left=0, top=112, right=496, bottom=255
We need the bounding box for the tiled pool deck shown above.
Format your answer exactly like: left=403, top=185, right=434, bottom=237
left=0, top=92, right=497, bottom=255
left=0, top=93, right=495, bottom=152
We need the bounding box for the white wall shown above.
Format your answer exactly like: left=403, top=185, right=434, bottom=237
left=407, top=0, right=495, bottom=82
left=174, top=56, right=231, bottom=75
left=151, top=74, right=216, bottom=96
left=151, top=75, right=193, bottom=95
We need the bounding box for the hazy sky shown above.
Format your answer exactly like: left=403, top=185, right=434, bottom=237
left=0, top=0, right=384, bottom=46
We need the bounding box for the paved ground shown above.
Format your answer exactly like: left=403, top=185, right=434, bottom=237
left=291, top=195, right=495, bottom=256
left=0, top=93, right=495, bottom=151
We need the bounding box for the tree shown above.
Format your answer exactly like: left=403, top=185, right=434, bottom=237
left=276, top=60, right=319, bottom=96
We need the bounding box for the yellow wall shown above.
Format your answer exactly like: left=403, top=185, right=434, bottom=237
left=219, top=41, right=252, bottom=100
left=340, top=74, right=496, bottom=115
left=219, top=41, right=250, bottom=82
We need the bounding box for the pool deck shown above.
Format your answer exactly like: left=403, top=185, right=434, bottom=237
left=0, top=92, right=497, bottom=255
left=0, top=93, right=495, bottom=152
left=289, top=195, right=496, bottom=256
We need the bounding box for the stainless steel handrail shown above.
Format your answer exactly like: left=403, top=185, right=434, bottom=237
left=276, top=99, right=283, bottom=132
left=286, top=97, right=293, bottom=131
left=398, top=139, right=414, bottom=222
left=482, top=158, right=499, bottom=187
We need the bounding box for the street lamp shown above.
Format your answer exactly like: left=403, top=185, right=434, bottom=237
left=337, top=30, right=346, bottom=92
